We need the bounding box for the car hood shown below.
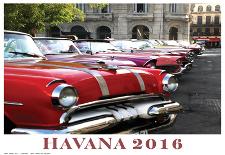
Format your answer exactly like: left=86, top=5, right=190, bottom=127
left=95, top=52, right=180, bottom=66
left=188, top=44, right=201, bottom=49
left=154, top=45, right=183, bottom=49
left=45, top=54, right=137, bottom=67
left=135, top=50, right=188, bottom=57
left=96, top=52, right=153, bottom=58
left=5, top=59, right=160, bottom=105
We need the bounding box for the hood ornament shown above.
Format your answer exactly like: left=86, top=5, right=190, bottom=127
left=93, top=60, right=118, bottom=70
left=105, top=65, right=118, bottom=70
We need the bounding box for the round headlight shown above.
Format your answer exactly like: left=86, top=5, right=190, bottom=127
left=162, top=74, right=178, bottom=92
left=52, top=84, right=78, bottom=108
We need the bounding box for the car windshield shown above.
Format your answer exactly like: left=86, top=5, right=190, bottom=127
left=163, top=40, right=180, bottom=46
left=148, top=40, right=160, bottom=46
left=111, top=40, right=134, bottom=50
left=155, top=40, right=164, bottom=45
left=132, top=41, right=154, bottom=49
left=4, top=33, right=44, bottom=59
left=177, top=40, right=190, bottom=46
left=75, top=41, right=120, bottom=54
left=34, top=39, right=81, bottom=55
left=111, top=40, right=153, bottom=51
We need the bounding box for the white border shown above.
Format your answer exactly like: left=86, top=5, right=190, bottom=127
left=1, top=1, right=224, bottom=155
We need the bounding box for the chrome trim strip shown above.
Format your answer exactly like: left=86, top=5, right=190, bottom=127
left=15, top=62, right=110, bottom=97
left=129, top=69, right=146, bottom=92
left=4, top=101, right=23, bottom=106
left=86, top=69, right=109, bottom=96
left=46, top=79, right=66, bottom=87
left=159, top=70, right=166, bottom=75
left=121, top=67, right=146, bottom=92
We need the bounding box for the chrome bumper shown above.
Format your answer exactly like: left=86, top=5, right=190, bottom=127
left=173, top=63, right=192, bottom=76
left=173, top=67, right=186, bottom=76
left=184, top=63, right=192, bottom=71
left=11, top=95, right=182, bottom=134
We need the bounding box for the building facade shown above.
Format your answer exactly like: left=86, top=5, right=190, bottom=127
left=47, top=3, right=190, bottom=41
left=190, top=4, right=221, bottom=47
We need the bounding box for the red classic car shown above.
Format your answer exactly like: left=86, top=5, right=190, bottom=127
left=4, top=30, right=182, bottom=134
left=74, top=39, right=187, bottom=76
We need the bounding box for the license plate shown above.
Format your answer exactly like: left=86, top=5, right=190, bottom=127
left=133, top=129, right=149, bottom=134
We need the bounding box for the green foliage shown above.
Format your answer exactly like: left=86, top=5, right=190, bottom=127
left=89, top=3, right=108, bottom=9
left=4, top=3, right=85, bottom=35
left=4, top=3, right=108, bottom=35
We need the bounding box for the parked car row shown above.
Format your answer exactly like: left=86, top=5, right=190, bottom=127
left=74, top=39, right=197, bottom=74
left=4, top=30, right=204, bottom=134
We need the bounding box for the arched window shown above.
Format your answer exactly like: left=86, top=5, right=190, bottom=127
left=198, top=6, right=203, bottom=12
left=71, top=25, right=88, bottom=39
left=215, top=5, right=220, bottom=11
left=206, top=5, right=211, bottom=12
left=96, top=26, right=111, bottom=39
left=132, top=25, right=149, bottom=39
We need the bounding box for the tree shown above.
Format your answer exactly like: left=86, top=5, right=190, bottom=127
left=4, top=3, right=105, bottom=36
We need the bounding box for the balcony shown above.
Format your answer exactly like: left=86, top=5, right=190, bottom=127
left=191, top=23, right=221, bottom=27
left=85, top=13, right=113, bottom=21
left=191, top=32, right=221, bottom=37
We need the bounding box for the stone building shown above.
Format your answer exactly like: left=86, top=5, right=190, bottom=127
left=190, top=4, right=221, bottom=47
left=48, top=3, right=190, bottom=41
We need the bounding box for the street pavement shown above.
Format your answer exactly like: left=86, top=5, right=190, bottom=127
left=155, top=48, right=221, bottom=134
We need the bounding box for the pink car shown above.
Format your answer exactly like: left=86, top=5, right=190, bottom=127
left=74, top=39, right=188, bottom=76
